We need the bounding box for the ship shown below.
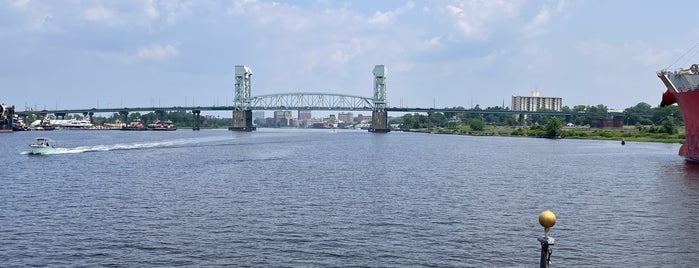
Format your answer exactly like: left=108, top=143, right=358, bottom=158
left=0, top=103, right=14, bottom=133
left=657, top=63, right=699, bottom=161
left=147, top=119, right=177, bottom=131
left=121, top=118, right=146, bottom=131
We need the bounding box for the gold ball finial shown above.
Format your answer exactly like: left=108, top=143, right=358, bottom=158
left=539, top=210, right=556, bottom=234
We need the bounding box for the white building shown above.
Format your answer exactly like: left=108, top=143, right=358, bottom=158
left=511, top=90, right=562, bottom=112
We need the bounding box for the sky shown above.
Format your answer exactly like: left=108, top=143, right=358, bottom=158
left=2, top=0, right=699, bottom=113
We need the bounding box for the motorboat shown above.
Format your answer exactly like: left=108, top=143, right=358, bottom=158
left=29, top=137, right=58, bottom=155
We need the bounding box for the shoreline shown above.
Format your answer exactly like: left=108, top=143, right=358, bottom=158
left=401, top=126, right=685, bottom=144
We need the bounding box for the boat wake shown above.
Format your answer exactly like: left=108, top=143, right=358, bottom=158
left=22, top=136, right=232, bottom=155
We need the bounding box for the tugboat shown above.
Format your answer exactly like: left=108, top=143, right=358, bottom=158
left=162, top=120, right=177, bottom=130
left=147, top=119, right=177, bottom=131
left=121, top=118, right=146, bottom=131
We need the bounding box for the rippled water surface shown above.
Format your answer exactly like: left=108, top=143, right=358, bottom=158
left=2, top=129, right=698, bottom=267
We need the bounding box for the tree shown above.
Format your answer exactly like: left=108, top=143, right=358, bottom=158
left=661, top=116, right=678, bottom=134
left=544, top=117, right=563, bottom=138
left=470, top=119, right=485, bottom=131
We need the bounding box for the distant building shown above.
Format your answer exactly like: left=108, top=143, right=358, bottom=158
left=252, top=111, right=265, bottom=125
left=253, top=111, right=265, bottom=121
left=511, top=90, right=562, bottom=112
left=273, top=111, right=293, bottom=126
left=589, top=119, right=624, bottom=129
left=298, top=110, right=311, bottom=121
left=297, top=110, right=312, bottom=128
left=328, top=114, right=337, bottom=124
left=357, top=114, right=371, bottom=123
left=338, top=112, right=353, bottom=124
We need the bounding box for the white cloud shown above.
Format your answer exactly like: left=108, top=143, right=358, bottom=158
left=227, top=0, right=310, bottom=32
left=136, top=44, right=179, bottom=60
left=523, top=6, right=551, bottom=37
left=10, top=0, right=31, bottom=9
left=144, top=0, right=160, bottom=20
left=85, top=6, right=118, bottom=24
left=522, top=1, right=568, bottom=38
left=367, top=1, right=414, bottom=26
left=440, top=0, right=522, bottom=40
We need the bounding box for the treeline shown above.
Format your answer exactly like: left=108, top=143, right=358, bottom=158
left=392, top=102, right=683, bottom=130
left=104, top=111, right=233, bottom=128
left=24, top=111, right=233, bottom=129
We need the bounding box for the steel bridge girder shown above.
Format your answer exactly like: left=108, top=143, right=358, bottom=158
left=249, top=93, right=374, bottom=110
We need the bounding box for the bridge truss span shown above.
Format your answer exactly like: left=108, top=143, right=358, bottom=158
left=247, top=92, right=375, bottom=111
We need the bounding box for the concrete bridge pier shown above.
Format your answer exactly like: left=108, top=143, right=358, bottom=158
left=192, top=110, right=201, bottom=131
left=229, top=109, right=256, bottom=132
left=368, top=110, right=390, bottom=133
left=518, top=114, right=525, bottom=126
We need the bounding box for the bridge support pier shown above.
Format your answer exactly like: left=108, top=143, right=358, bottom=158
left=229, top=110, right=256, bottom=132
left=192, top=110, right=201, bottom=131
left=368, top=110, right=390, bottom=133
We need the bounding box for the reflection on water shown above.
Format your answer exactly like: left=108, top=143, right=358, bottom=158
left=681, top=161, right=699, bottom=180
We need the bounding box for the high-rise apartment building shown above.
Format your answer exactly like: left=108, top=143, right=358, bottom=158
left=511, top=90, right=562, bottom=112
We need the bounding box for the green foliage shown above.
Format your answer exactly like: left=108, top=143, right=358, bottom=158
left=543, top=117, right=563, bottom=138
left=511, top=128, right=525, bottom=136
left=661, top=116, right=678, bottom=134
left=88, top=111, right=234, bottom=129
left=470, top=119, right=485, bottom=131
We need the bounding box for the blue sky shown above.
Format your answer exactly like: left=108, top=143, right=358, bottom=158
left=2, top=0, right=699, bottom=113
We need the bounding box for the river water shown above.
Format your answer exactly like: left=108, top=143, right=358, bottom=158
left=1, top=129, right=698, bottom=267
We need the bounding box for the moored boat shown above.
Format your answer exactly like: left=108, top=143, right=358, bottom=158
left=657, top=64, right=699, bottom=161
left=147, top=119, right=177, bottom=131
left=30, top=118, right=56, bottom=131
left=51, top=118, right=94, bottom=129
left=121, top=118, right=146, bottom=131
left=28, top=137, right=59, bottom=155
left=13, top=115, right=28, bottom=131
left=1, top=103, right=14, bottom=133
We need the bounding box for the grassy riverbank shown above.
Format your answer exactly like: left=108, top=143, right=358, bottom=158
left=404, top=125, right=685, bottom=143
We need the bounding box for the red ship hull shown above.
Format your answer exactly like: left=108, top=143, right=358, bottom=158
left=659, top=72, right=699, bottom=161
left=663, top=89, right=699, bottom=161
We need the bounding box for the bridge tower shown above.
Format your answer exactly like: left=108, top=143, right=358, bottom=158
left=369, top=65, right=390, bottom=133
left=229, top=65, right=256, bottom=131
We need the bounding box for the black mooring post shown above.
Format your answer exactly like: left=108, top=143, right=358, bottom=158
left=538, top=236, right=554, bottom=268
left=538, top=210, right=556, bottom=268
